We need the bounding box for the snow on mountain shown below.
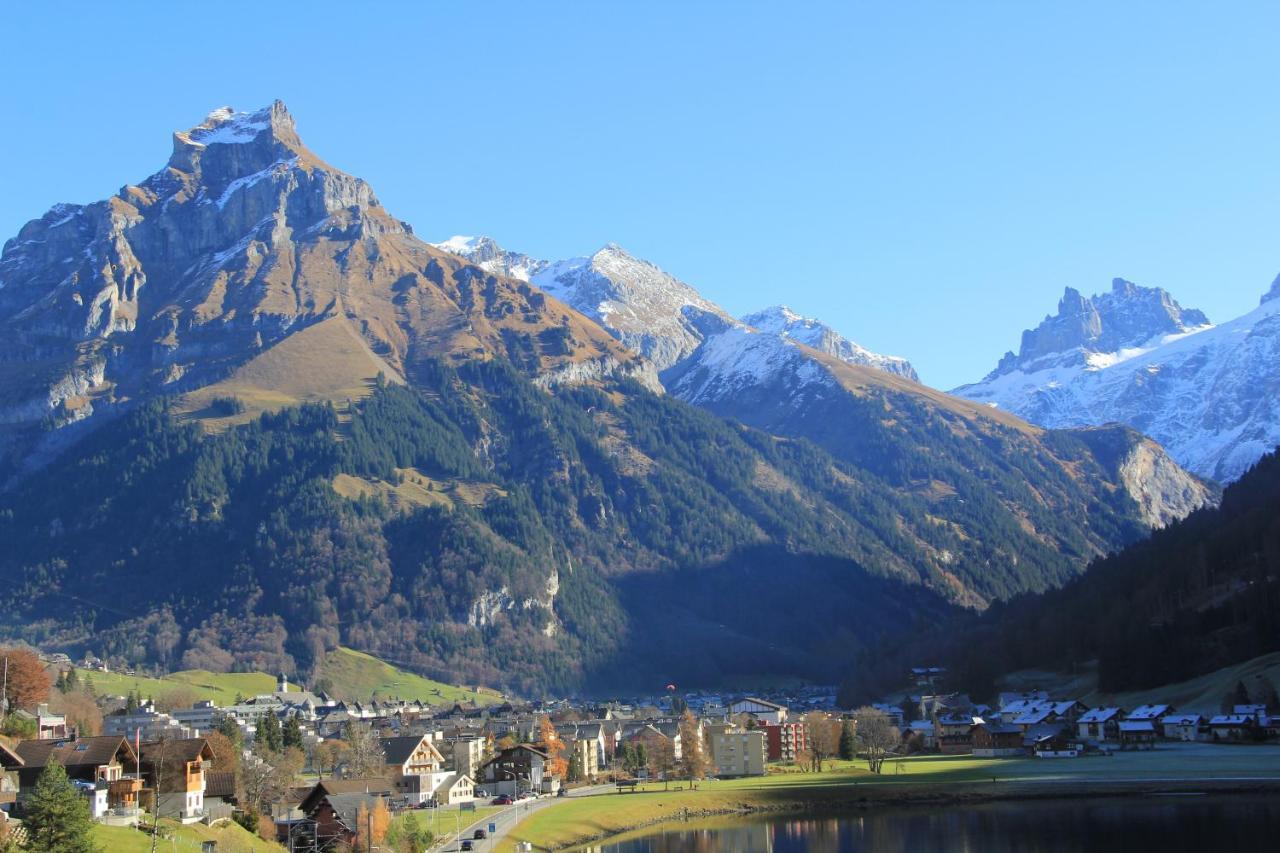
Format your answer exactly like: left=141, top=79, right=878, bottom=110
left=432, top=237, right=920, bottom=385
left=955, top=278, right=1280, bottom=483
left=741, top=305, right=918, bottom=381
left=433, top=237, right=735, bottom=371
left=664, top=325, right=834, bottom=406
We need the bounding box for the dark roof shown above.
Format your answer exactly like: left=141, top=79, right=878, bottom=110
left=378, top=735, right=432, bottom=766
left=299, top=778, right=394, bottom=817
left=320, top=792, right=384, bottom=829
left=15, top=737, right=135, bottom=771
left=0, top=740, right=23, bottom=768
left=205, top=770, right=237, bottom=798
left=140, top=738, right=213, bottom=765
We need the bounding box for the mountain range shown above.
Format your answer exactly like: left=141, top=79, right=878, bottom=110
left=0, top=103, right=1219, bottom=693
left=955, top=277, right=1280, bottom=483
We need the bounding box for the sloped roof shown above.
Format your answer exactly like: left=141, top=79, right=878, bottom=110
left=140, top=738, right=213, bottom=765
left=379, top=735, right=439, bottom=766
left=15, top=737, right=135, bottom=770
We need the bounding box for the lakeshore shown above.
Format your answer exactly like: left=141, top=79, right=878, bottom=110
left=498, top=744, right=1280, bottom=851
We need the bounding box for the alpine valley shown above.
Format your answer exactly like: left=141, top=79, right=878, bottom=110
left=0, top=104, right=1217, bottom=694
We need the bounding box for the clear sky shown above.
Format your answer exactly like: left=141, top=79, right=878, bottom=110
left=3, top=1, right=1278, bottom=388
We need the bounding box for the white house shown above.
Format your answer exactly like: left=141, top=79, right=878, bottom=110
left=727, top=698, right=788, bottom=724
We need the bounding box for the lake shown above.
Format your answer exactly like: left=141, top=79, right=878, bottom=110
left=583, top=794, right=1280, bottom=852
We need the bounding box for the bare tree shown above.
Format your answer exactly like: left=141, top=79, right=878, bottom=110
left=343, top=721, right=385, bottom=778
left=800, top=712, right=840, bottom=773
left=852, top=707, right=899, bottom=774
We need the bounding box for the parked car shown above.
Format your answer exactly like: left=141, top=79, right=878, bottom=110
left=493, top=795, right=513, bottom=805
left=474, top=829, right=488, bottom=839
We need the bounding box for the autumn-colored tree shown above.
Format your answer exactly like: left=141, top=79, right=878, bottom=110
left=0, top=647, right=53, bottom=713
left=537, top=716, right=569, bottom=779
left=495, top=734, right=517, bottom=751
left=677, top=710, right=709, bottom=780
left=316, top=738, right=347, bottom=777
left=47, top=689, right=103, bottom=736
left=354, top=797, right=391, bottom=852
left=155, top=687, right=198, bottom=713
left=646, top=735, right=677, bottom=789
left=205, top=730, right=241, bottom=777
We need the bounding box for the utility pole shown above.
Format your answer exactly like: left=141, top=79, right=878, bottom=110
left=1, top=655, right=8, bottom=725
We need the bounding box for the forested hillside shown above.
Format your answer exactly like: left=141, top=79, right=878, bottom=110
left=847, top=449, right=1280, bottom=702
left=0, top=350, right=1186, bottom=694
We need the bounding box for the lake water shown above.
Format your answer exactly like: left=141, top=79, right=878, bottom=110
left=585, top=795, right=1280, bottom=852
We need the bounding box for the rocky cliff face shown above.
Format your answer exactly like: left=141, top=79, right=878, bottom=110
left=955, top=277, right=1280, bottom=483
left=0, top=103, right=647, bottom=465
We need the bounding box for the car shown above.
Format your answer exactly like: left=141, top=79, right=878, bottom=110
left=473, top=828, right=489, bottom=839
left=475, top=788, right=490, bottom=798
left=518, top=791, right=537, bottom=801
left=460, top=842, right=474, bottom=851
left=557, top=787, right=568, bottom=797
left=492, top=795, right=513, bottom=805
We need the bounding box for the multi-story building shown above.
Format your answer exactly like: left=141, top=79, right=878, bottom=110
left=709, top=730, right=765, bottom=777
left=757, top=721, right=808, bottom=762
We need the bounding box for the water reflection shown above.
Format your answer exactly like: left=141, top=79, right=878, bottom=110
left=586, top=796, right=1280, bottom=852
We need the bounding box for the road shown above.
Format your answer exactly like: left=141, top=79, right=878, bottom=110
left=438, top=784, right=615, bottom=852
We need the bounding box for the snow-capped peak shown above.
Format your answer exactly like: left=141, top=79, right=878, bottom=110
left=434, top=235, right=483, bottom=255
left=956, top=276, right=1280, bottom=483
left=741, top=305, right=919, bottom=381
left=178, top=104, right=277, bottom=147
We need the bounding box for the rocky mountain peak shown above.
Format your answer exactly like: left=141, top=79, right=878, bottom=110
left=989, top=279, right=1210, bottom=378
left=1262, top=273, right=1280, bottom=305
left=740, top=305, right=919, bottom=381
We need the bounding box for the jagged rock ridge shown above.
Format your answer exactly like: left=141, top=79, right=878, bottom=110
left=955, top=276, right=1280, bottom=482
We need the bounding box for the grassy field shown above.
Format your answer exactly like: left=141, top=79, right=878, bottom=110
left=92, top=819, right=282, bottom=852
left=74, top=646, right=501, bottom=707
left=76, top=668, right=281, bottom=705
left=312, top=647, right=503, bottom=705
left=501, top=744, right=1280, bottom=850
left=174, top=314, right=402, bottom=431
left=332, top=467, right=505, bottom=513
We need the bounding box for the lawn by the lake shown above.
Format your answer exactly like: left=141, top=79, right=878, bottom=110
left=500, top=744, right=1280, bottom=850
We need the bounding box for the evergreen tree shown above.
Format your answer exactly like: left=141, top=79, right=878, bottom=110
left=125, top=688, right=140, bottom=713
left=567, top=748, right=583, bottom=783
left=216, top=715, right=243, bottom=748
left=23, top=761, right=99, bottom=853
left=282, top=714, right=304, bottom=751
left=65, top=668, right=79, bottom=692
left=256, top=712, right=283, bottom=754
left=838, top=718, right=857, bottom=761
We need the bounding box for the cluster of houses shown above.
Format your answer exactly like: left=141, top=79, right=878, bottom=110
left=0, top=667, right=830, bottom=849
left=880, top=686, right=1280, bottom=758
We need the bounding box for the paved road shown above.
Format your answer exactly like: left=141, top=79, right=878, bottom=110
left=438, top=784, right=615, bottom=852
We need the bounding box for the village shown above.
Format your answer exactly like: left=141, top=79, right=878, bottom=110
left=1, top=651, right=1279, bottom=851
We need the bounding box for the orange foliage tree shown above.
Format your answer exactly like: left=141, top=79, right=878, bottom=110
left=538, top=716, right=568, bottom=779
left=0, top=647, right=52, bottom=712
left=354, top=798, right=391, bottom=852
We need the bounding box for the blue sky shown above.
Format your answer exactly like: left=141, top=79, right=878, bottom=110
left=3, top=1, right=1278, bottom=388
